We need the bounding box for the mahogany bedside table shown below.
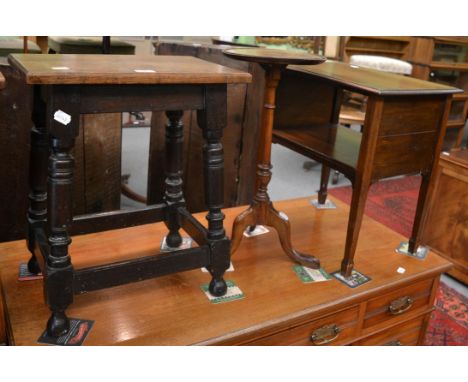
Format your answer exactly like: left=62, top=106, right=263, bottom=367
left=223, top=48, right=325, bottom=268
left=271, top=61, right=462, bottom=277
left=8, top=54, right=251, bottom=338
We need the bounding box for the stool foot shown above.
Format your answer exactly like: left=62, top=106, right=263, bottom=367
left=209, top=277, right=227, bottom=297
left=27, top=255, right=41, bottom=275
left=166, top=231, right=183, bottom=248
left=47, top=311, right=70, bottom=338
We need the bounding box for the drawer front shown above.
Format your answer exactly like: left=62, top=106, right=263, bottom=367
left=364, top=278, right=433, bottom=329
left=357, top=315, right=426, bottom=346
left=247, top=306, right=359, bottom=346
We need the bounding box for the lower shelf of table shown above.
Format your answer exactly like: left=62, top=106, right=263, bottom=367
left=273, top=123, right=361, bottom=180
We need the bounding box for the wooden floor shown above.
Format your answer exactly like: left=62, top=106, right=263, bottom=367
left=0, top=196, right=450, bottom=345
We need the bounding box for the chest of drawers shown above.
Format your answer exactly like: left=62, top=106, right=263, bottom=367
left=0, top=197, right=450, bottom=345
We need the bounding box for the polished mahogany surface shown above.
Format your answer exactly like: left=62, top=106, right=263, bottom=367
left=223, top=48, right=325, bottom=66
left=0, top=197, right=450, bottom=345
left=291, top=61, right=462, bottom=96
left=8, top=54, right=252, bottom=85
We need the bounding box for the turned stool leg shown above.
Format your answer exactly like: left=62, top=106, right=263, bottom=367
left=45, top=137, right=75, bottom=337
left=163, top=110, right=185, bottom=248
left=340, top=178, right=371, bottom=277
left=318, top=165, right=331, bottom=204
left=408, top=172, right=431, bottom=254
left=26, top=90, right=48, bottom=274
left=198, top=85, right=230, bottom=297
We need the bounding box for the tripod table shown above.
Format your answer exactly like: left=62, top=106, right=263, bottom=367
left=223, top=48, right=326, bottom=268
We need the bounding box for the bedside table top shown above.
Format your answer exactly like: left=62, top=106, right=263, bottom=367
left=290, top=61, right=463, bottom=96
left=223, top=47, right=325, bottom=66
left=8, top=54, right=252, bottom=85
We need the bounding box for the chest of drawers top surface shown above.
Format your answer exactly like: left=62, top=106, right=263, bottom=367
left=8, top=54, right=252, bottom=85
left=0, top=197, right=450, bottom=345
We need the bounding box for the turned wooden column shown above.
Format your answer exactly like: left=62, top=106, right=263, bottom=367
left=44, top=86, right=81, bottom=337
left=26, top=86, right=49, bottom=275
left=223, top=48, right=326, bottom=268
left=164, top=110, right=185, bottom=248
left=197, top=85, right=231, bottom=296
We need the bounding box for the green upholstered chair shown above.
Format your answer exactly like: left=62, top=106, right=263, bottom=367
left=48, top=36, right=135, bottom=54
left=0, top=37, right=41, bottom=57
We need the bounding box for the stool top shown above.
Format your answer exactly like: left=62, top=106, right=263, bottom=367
left=223, top=47, right=325, bottom=66
left=8, top=54, right=252, bottom=85
left=0, top=72, right=4, bottom=89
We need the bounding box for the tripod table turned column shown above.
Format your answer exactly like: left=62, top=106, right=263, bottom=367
left=223, top=48, right=326, bottom=268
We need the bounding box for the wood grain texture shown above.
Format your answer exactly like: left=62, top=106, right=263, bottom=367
left=8, top=54, right=252, bottom=85
left=0, top=62, right=32, bottom=242
left=0, top=197, right=451, bottom=345
left=223, top=47, right=326, bottom=66
left=82, top=113, right=122, bottom=213
left=273, top=124, right=361, bottom=181
left=290, top=61, right=462, bottom=96
left=148, top=41, right=263, bottom=212
left=422, top=149, right=468, bottom=284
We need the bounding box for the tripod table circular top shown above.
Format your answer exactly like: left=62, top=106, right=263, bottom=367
left=223, top=47, right=326, bottom=66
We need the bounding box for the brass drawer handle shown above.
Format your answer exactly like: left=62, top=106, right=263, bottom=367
left=384, top=340, right=402, bottom=346
left=388, top=296, right=414, bottom=315
left=310, top=324, right=341, bottom=345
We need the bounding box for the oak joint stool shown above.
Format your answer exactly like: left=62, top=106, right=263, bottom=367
left=9, top=53, right=251, bottom=337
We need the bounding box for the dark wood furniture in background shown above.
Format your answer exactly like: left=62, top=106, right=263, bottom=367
left=340, top=36, right=468, bottom=148
left=272, top=61, right=461, bottom=277
left=0, top=59, right=33, bottom=242
left=0, top=39, right=139, bottom=243
left=47, top=36, right=135, bottom=54
left=223, top=48, right=325, bottom=268
left=9, top=53, right=251, bottom=337
left=339, top=36, right=411, bottom=62
left=422, top=148, right=468, bottom=284
left=408, top=37, right=468, bottom=148
left=0, top=71, right=5, bottom=344
left=152, top=41, right=264, bottom=213
left=0, top=197, right=451, bottom=345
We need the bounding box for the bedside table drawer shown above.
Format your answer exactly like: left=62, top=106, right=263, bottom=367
left=247, top=306, right=359, bottom=346
left=364, top=278, right=433, bottom=329
left=357, top=315, right=426, bottom=346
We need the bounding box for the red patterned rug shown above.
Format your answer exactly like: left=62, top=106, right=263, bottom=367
left=329, top=175, right=468, bottom=346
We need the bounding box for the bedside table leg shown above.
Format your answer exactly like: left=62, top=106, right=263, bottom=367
left=318, top=165, right=331, bottom=204
left=408, top=172, right=431, bottom=254
left=341, top=177, right=371, bottom=277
